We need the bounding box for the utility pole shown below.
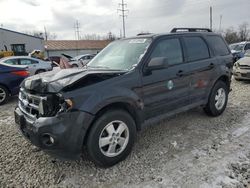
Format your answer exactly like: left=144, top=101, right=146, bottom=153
left=44, top=26, right=48, bottom=41
left=74, top=20, right=80, bottom=40
left=74, top=20, right=81, bottom=56
left=118, top=0, right=129, bottom=38
left=210, top=6, right=213, bottom=31
left=219, top=15, right=223, bottom=32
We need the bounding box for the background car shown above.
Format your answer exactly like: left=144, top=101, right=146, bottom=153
left=230, top=41, right=250, bottom=62
left=233, top=50, right=250, bottom=81
left=0, top=63, right=29, bottom=105
left=45, top=56, right=61, bottom=65
left=0, top=56, right=52, bottom=75
left=69, top=54, right=95, bottom=67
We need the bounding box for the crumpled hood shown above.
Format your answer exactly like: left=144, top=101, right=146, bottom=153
left=21, top=68, right=126, bottom=93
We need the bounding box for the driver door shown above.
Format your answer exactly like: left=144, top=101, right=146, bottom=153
left=141, top=37, right=190, bottom=119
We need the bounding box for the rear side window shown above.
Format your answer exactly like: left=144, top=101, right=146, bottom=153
left=207, top=36, right=230, bottom=56
left=151, top=38, right=183, bottom=65
left=184, top=37, right=210, bottom=62
left=19, top=59, right=32, bottom=65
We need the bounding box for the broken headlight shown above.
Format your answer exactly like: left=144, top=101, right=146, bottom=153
left=38, top=94, right=74, bottom=117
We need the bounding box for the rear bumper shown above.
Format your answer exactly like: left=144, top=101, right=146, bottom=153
left=14, top=107, right=94, bottom=159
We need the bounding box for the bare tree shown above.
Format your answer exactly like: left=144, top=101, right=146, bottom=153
left=238, top=22, right=250, bottom=41
left=223, top=27, right=240, bottom=44
left=24, top=30, right=57, bottom=40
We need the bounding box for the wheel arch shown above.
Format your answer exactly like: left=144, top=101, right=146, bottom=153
left=215, top=75, right=231, bottom=89
left=35, top=69, right=46, bottom=74
left=0, top=83, right=11, bottom=95
left=83, top=101, right=143, bottom=145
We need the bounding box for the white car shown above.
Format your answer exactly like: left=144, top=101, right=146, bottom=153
left=233, top=50, right=250, bottom=81
left=0, top=56, right=52, bottom=75
left=69, top=54, right=95, bottom=68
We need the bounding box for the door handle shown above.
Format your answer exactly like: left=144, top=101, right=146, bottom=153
left=176, top=70, right=184, bottom=77
left=208, top=63, right=215, bottom=69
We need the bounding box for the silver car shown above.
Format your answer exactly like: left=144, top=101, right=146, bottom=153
left=0, top=56, right=52, bottom=75
left=69, top=54, right=95, bottom=68
left=233, top=50, right=250, bottom=81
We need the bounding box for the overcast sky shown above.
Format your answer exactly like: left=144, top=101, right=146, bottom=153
left=0, top=0, right=249, bottom=39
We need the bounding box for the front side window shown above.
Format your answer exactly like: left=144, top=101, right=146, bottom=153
left=4, top=59, right=19, bottom=65
left=207, top=36, right=230, bottom=56
left=150, top=38, right=183, bottom=65
left=184, top=37, right=210, bottom=62
left=19, top=59, right=32, bottom=65
left=88, top=38, right=152, bottom=70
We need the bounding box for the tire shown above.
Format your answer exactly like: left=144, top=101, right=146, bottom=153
left=0, top=85, right=9, bottom=105
left=86, top=109, right=136, bottom=167
left=204, top=81, right=229, bottom=117
left=36, top=69, right=45, bottom=74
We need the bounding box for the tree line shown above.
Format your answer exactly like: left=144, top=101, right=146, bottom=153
left=220, top=22, right=250, bottom=44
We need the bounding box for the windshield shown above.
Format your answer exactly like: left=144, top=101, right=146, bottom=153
left=234, top=44, right=244, bottom=51
left=229, top=44, right=238, bottom=50
left=88, top=38, right=151, bottom=70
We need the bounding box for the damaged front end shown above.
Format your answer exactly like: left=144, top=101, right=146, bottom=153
left=18, top=88, right=72, bottom=120
left=15, top=68, right=126, bottom=159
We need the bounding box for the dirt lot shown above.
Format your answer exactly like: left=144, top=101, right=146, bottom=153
left=1, top=80, right=250, bottom=188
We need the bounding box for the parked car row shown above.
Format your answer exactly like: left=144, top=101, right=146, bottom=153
left=229, top=41, right=250, bottom=62
left=0, top=56, right=52, bottom=75
left=233, top=50, right=250, bottom=81
left=0, top=63, right=29, bottom=105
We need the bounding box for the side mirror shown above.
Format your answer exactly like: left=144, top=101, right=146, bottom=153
left=147, top=57, right=169, bottom=70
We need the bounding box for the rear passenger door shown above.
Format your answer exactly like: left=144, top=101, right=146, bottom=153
left=141, top=37, right=190, bottom=119
left=182, top=35, right=215, bottom=104
left=19, top=58, right=38, bottom=75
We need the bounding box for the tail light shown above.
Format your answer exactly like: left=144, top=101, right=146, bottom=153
left=11, top=70, right=29, bottom=77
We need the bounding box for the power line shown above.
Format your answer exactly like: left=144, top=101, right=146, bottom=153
left=117, top=0, right=129, bottom=38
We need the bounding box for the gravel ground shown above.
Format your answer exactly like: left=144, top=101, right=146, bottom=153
left=1, top=80, right=250, bottom=188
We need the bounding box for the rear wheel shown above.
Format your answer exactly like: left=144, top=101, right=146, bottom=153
left=86, top=109, right=136, bottom=167
left=204, top=81, right=229, bottom=117
left=0, top=85, right=9, bottom=105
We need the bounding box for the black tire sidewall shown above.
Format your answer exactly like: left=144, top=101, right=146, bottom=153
left=86, top=110, right=136, bottom=167
left=206, top=81, right=229, bottom=116
left=0, top=85, right=9, bottom=105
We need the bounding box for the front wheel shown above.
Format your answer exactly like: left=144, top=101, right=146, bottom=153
left=86, top=109, right=136, bottom=167
left=204, top=81, right=229, bottom=117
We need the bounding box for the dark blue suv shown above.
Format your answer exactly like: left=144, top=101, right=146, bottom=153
left=0, top=62, right=29, bottom=105
left=15, top=28, right=233, bottom=167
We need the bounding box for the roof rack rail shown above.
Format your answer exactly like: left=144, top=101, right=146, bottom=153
left=137, top=32, right=153, bottom=36
left=170, top=28, right=212, bottom=33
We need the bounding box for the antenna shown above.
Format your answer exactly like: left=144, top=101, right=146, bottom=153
left=117, top=0, right=129, bottom=38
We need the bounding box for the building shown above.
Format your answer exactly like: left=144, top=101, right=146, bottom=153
left=44, top=40, right=111, bottom=57
left=0, top=28, right=44, bottom=55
